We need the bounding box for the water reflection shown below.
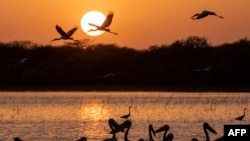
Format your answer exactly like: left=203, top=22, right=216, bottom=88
left=0, top=92, right=249, bottom=141
left=81, top=104, right=108, bottom=121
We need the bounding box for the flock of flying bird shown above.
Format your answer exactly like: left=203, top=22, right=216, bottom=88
left=50, top=10, right=223, bottom=42
left=12, top=9, right=230, bottom=141
left=13, top=107, right=247, bottom=141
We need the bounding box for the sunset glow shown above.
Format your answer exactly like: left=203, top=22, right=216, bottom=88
left=80, top=11, right=106, bottom=36
left=0, top=0, right=250, bottom=49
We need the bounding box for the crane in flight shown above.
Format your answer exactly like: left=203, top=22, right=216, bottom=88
left=88, top=11, right=118, bottom=35
left=191, top=10, right=223, bottom=20
left=51, top=25, right=78, bottom=42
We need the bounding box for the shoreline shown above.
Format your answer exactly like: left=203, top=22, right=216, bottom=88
left=1, top=85, right=250, bottom=92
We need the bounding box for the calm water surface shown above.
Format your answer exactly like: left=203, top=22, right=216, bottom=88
left=0, top=91, right=249, bottom=141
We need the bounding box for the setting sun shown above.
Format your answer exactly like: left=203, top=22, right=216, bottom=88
left=80, top=11, right=106, bottom=36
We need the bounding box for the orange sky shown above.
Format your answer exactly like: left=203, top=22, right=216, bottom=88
left=0, top=0, right=250, bottom=49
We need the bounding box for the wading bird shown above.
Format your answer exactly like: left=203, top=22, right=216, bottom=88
left=138, top=124, right=156, bottom=141
left=120, top=107, right=132, bottom=119
left=155, top=125, right=174, bottom=141
left=191, top=122, right=217, bottom=141
left=235, top=108, right=247, bottom=121
left=88, top=11, right=118, bottom=35
left=108, top=118, right=132, bottom=141
left=191, top=10, right=223, bottom=20
left=51, top=25, right=78, bottom=42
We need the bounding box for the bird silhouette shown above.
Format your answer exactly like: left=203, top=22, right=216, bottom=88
left=14, top=137, right=23, bottom=141
left=51, top=25, right=78, bottom=42
left=88, top=11, right=118, bottom=35
left=155, top=125, right=174, bottom=141
left=19, top=57, right=28, bottom=64
left=235, top=108, right=247, bottom=121
left=193, top=66, right=212, bottom=73
left=191, top=122, right=217, bottom=141
left=138, top=124, right=156, bottom=141
left=191, top=10, right=223, bottom=20
left=120, top=106, right=132, bottom=119
left=77, top=137, right=87, bottom=141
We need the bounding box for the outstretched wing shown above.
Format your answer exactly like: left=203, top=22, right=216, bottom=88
left=88, top=23, right=100, bottom=28
left=100, top=11, right=114, bottom=28
left=67, top=26, right=78, bottom=37
left=55, top=25, right=68, bottom=37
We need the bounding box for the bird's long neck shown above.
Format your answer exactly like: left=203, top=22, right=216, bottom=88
left=163, top=130, right=167, bottom=141
left=243, top=109, right=246, bottom=117
left=204, top=127, right=210, bottom=141
left=149, top=128, right=154, bottom=141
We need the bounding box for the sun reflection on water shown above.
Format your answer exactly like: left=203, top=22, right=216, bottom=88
left=81, top=104, right=108, bottom=121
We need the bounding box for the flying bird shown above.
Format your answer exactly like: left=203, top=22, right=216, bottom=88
left=51, top=25, right=78, bottom=42
left=120, top=106, right=132, bottom=119
left=19, top=57, right=28, bottom=64
left=193, top=66, right=212, bottom=73
left=235, top=108, right=247, bottom=121
left=191, top=10, right=223, bottom=20
left=88, top=11, right=118, bottom=35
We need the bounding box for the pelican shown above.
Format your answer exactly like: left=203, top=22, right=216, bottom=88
left=191, top=122, right=217, bottom=141
left=77, top=137, right=87, bottom=141
left=191, top=10, right=223, bottom=20
left=120, top=107, right=132, bottom=119
left=88, top=11, right=118, bottom=35
left=155, top=125, right=174, bottom=141
left=51, top=25, right=78, bottom=42
left=138, top=124, right=156, bottom=141
left=108, top=119, right=132, bottom=141
left=235, top=108, right=247, bottom=121
left=14, top=137, right=23, bottom=141
left=103, top=132, right=117, bottom=141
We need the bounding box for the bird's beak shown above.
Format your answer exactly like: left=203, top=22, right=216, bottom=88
left=207, top=124, right=217, bottom=134
left=155, top=126, right=165, bottom=133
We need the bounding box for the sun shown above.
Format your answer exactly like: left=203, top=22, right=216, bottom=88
left=80, top=11, right=106, bottom=36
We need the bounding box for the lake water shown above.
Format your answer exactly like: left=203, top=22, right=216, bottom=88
left=0, top=91, right=249, bottom=141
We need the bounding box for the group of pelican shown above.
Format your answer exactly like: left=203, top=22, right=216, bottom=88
left=12, top=107, right=247, bottom=141
left=51, top=9, right=223, bottom=42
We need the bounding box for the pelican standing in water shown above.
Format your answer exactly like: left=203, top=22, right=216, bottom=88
left=51, top=25, right=78, bottom=42
left=108, top=118, right=132, bottom=141
left=155, top=125, right=174, bottom=141
left=87, top=11, right=118, bottom=35
left=191, top=10, right=223, bottom=20
left=191, top=122, right=217, bottom=141
left=120, top=106, right=132, bottom=119
left=138, top=124, right=156, bottom=141
left=235, top=108, right=247, bottom=121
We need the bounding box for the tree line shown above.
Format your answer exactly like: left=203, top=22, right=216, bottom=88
left=1, top=36, right=250, bottom=91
